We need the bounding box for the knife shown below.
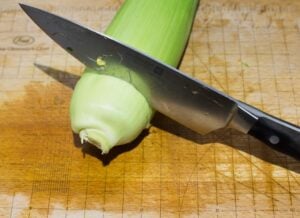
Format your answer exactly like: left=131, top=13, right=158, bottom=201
left=20, top=4, right=300, bottom=158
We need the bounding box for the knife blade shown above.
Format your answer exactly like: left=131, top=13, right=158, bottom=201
left=20, top=4, right=300, bottom=158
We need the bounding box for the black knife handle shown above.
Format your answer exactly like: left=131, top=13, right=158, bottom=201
left=248, top=116, right=300, bottom=159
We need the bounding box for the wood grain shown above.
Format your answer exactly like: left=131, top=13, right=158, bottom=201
left=0, top=0, right=299, bottom=217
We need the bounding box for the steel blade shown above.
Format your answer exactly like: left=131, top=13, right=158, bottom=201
left=20, top=4, right=257, bottom=134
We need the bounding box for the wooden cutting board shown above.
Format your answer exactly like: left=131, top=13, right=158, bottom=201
left=0, top=0, right=299, bottom=217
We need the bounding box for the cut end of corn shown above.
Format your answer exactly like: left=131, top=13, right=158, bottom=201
left=79, top=129, right=112, bottom=154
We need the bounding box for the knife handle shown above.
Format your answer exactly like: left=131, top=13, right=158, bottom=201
left=248, top=115, right=300, bottom=159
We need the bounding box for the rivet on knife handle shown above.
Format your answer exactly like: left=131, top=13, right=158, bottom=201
left=248, top=116, right=300, bottom=159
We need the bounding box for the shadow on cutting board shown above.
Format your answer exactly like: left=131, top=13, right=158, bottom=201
left=73, top=130, right=149, bottom=166
left=37, top=64, right=299, bottom=172
left=34, top=63, right=80, bottom=89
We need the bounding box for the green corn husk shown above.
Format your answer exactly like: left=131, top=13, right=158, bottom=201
left=70, top=0, right=199, bottom=153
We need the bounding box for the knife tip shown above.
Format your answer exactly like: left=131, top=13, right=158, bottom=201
left=19, top=3, right=27, bottom=9
left=19, top=3, right=30, bottom=13
left=19, top=3, right=39, bottom=15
